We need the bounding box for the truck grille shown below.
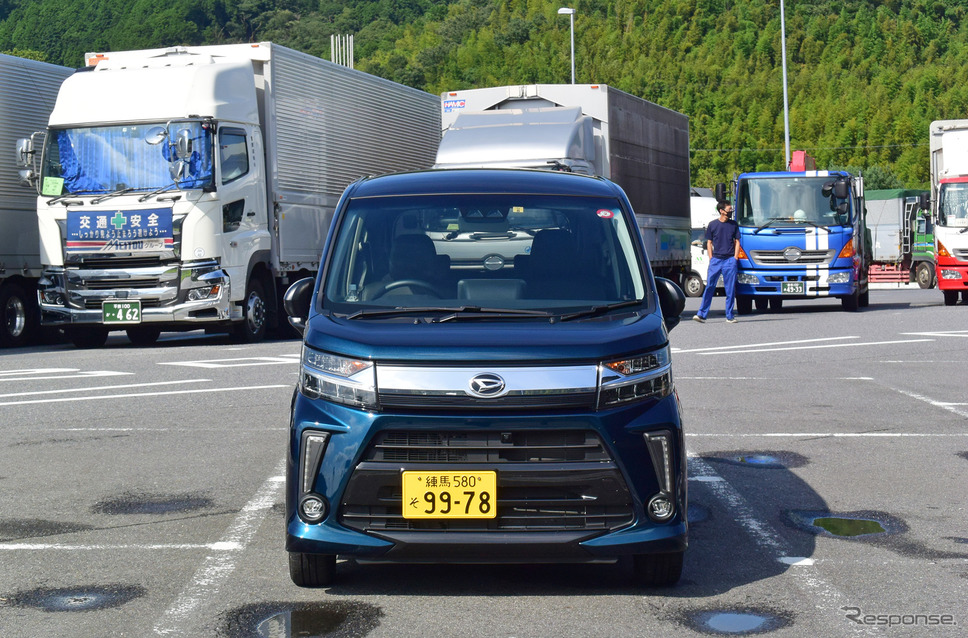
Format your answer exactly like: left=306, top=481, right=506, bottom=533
left=339, top=429, right=634, bottom=532
left=749, top=249, right=834, bottom=265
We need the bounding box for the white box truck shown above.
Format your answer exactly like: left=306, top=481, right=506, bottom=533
left=434, top=84, right=691, bottom=282
left=17, top=42, right=440, bottom=347
left=1, top=53, right=72, bottom=347
left=927, top=120, right=968, bottom=305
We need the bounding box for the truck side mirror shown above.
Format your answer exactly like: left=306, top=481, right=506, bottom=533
left=655, top=277, right=685, bottom=331
left=284, top=277, right=316, bottom=335
left=174, top=128, right=193, bottom=159
left=16, top=138, right=32, bottom=167
left=833, top=180, right=849, bottom=199
left=144, top=126, right=168, bottom=145
left=714, top=183, right=727, bottom=201
left=919, top=192, right=930, bottom=211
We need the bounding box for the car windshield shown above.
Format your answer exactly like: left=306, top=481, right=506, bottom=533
left=322, top=192, right=649, bottom=316
left=736, top=176, right=850, bottom=228
left=40, top=122, right=214, bottom=197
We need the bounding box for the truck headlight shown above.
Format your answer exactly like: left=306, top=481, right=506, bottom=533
left=827, top=272, right=851, bottom=284
left=737, top=273, right=759, bottom=284
left=940, top=269, right=962, bottom=280
left=599, top=346, right=673, bottom=407
left=299, top=346, right=377, bottom=409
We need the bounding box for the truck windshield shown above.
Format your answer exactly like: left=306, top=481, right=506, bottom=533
left=736, top=176, right=849, bottom=228
left=40, top=122, right=214, bottom=197
left=323, top=193, right=649, bottom=315
left=938, top=182, right=968, bottom=227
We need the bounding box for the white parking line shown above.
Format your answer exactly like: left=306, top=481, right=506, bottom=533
left=0, top=542, right=241, bottom=551
left=159, top=355, right=300, bottom=368
left=673, top=336, right=855, bottom=354
left=0, top=370, right=132, bottom=382
left=689, top=338, right=933, bottom=356
left=688, top=455, right=872, bottom=635
left=0, top=379, right=211, bottom=399
left=153, top=469, right=285, bottom=636
left=0, top=385, right=289, bottom=407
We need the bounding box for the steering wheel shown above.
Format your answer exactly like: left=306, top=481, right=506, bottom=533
left=372, top=279, right=441, bottom=299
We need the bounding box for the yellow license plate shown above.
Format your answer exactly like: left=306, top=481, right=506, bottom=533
left=401, top=471, right=497, bottom=519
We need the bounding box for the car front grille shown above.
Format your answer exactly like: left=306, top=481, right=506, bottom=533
left=339, top=429, right=634, bottom=533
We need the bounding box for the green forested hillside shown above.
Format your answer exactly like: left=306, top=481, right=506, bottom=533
left=2, top=0, right=964, bottom=188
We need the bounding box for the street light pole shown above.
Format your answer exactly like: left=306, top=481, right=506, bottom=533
left=558, top=7, right=576, bottom=84
left=780, top=0, right=791, bottom=169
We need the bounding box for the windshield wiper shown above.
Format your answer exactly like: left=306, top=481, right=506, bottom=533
left=753, top=218, right=789, bottom=234
left=46, top=193, right=84, bottom=206
left=138, top=183, right=178, bottom=202
left=559, top=299, right=643, bottom=322
left=791, top=219, right=831, bottom=232
left=432, top=306, right=553, bottom=323
left=342, top=305, right=552, bottom=321
left=91, top=187, right=135, bottom=204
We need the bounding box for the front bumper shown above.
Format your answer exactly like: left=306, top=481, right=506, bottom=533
left=285, top=393, right=687, bottom=562
left=736, top=266, right=856, bottom=298
left=37, top=262, right=232, bottom=326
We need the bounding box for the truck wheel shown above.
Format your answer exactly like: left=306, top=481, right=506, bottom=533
left=288, top=552, right=336, bottom=587
left=126, top=326, right=161, bottom=345
left=943, top=290, right=958, bottom=306
left=736, top=296, right=753, bottom=315
left=0, top=282, right=35, bottom=348
left=859, top=289, right=870, bottom=308
left=768, top=297, right=783, bottom=311
left=633, top=551, right=683, bottom=587
left=234, top=278, right=268, bottom=343
left=842, top=290, right=859, bottom=311
left=916, top=263, right=935, bottom=289
left=68, top=327, right=109, bottom=349
left=683, top=274, right=704, bottom=298
left=754, top=298, right=768, bottom=311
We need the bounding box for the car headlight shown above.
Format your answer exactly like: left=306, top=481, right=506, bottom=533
left=599, top=346, right=673, bottom=407
left=300, top=346, right=377, bottom=409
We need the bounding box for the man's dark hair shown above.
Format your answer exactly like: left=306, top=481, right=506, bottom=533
left=716, top=200, right=729, bottom=213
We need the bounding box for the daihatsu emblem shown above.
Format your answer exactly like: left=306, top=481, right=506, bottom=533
left=783, top=246, right=802, bottom=262
left=468, top=373, right=507, bottom=398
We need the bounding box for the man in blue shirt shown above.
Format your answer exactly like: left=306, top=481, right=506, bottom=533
left=694, top=200, right=741, bottom=323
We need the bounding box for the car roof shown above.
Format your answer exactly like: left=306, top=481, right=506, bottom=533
left=348, top=168, right=623, bottom=199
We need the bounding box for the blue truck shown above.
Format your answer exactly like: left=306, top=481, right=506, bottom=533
left=283, top=168, right=687, bottom=588
left=716, top=156, right=870, bottom=313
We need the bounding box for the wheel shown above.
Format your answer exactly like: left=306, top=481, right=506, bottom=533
left=768, top=297, right=783, bottom=311
left=736, top=295, right=753, bottom=315
left=68, top=327, right=109, bottom=349
left=0, top=282, right=35, bottom=348
left=126, top=326, right=161, bottom=345
left=633, top=551, right=684, bottom=587
left=234, top=278, right=268, bottom=343
left=372, top=279, right=441, bottom=299
left=841, top=289, right=859, bottom=311
left=963, top=291, right=968, bottom=302
left=943, top=290, right=958, bottom=306
left=859, top=289, right=869, bottom=308
left=754, top=298, right=768, bottom=311
left=915, top=262, right=935, bottom=289
left=682, top=274, right=704, bottom=298
left=288, top=552, right=336, bottom=587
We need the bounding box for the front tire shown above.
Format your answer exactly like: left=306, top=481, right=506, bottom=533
left=736, top=295, right=753, bottom=315
left=0, top=282, right=35, bottom=348
left=126, top=326, right=161, bottom=346
left=842, top=289, right=859, bottom=311
left=943, top=290, right=958, bottom=306
left=683, top=274, right=704, bottom=298
left=289, top=552, right=336, bottom=587
left=916, top=262, right=935, bottom=289
left=633, top=551, right=684, bottom=587
left=233, top=278, right=268, bottom=343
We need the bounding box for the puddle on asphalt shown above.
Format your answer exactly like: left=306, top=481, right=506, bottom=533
left=703, top=451, right=807, bottom=470
left=787, top=510, right=897, bottom=539
left=92, top=492, right=213, bottom=515
left=813, top=516, right=885, bottom=537
left=685, top=608, right=792, bottom=635
left=220, top=601, right=383, bottom=638
left=5, top=584, right=146, bottom=612
left=0, top=518, right=95, bottom=542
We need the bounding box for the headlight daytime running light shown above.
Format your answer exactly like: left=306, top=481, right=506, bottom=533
left=599, top=346, right=673, bottom=407
left=300, top=345, right=377, bottom=409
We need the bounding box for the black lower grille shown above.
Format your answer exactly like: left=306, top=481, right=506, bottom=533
left=340, top=429, right=634, bottom=533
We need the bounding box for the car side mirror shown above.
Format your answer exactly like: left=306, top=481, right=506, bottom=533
left=655, top=277, right=685, bottom=331
left=284, top=277, right=315, bottom=335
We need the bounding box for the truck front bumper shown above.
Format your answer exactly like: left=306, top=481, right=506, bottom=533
left=37, top=262, right=232, bottom=326
left=736, top=266, right=856, bottom=298
left=936, top=261, right=968, bottom=291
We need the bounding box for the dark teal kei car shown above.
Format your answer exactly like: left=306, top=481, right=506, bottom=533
left=283, top=168, right=687, bottom=587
